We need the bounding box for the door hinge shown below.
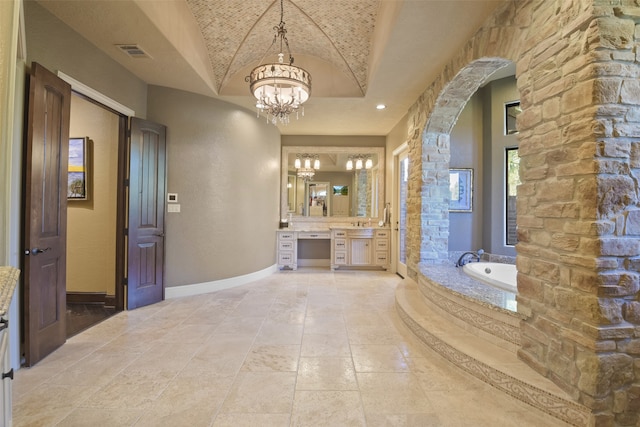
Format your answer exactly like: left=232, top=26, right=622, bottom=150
left=124, top=228, right=128, bottom=236
left=124, top=178, right=129, bottom=187
left=122, top=278, right=128, bottom=286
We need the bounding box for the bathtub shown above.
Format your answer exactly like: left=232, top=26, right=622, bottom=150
left=462, top=262, right=517, bottom=293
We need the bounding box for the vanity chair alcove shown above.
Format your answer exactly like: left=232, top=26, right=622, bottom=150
left=277, top=146, right=389, bottom=270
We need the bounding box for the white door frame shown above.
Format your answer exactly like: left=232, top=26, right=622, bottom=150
left=393, top=142, right=409, bottom=278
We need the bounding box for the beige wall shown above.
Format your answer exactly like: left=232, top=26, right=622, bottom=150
left=147, top=85, right=281, bottom=286
left=67, top=95, right=119, bottom=294
left=24, top=1, right=147, bottom=117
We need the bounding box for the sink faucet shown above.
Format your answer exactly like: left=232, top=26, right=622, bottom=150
left=456, top=249, right=484, bottom=267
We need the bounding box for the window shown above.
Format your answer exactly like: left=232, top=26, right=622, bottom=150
left=506, top=147, right=520, bottom=246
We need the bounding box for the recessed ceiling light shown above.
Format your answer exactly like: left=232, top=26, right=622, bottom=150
left=376, top=104, right=386, bottom=110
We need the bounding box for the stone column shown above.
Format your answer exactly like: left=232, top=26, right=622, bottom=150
left=515, top=2, right=640, bottom=425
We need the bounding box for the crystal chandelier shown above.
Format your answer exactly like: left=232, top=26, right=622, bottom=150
left=295, top=154, right=319, bottom=180
left=346, top=155, right=373, bottom=171
left=246, top=0, right=312, bottom=125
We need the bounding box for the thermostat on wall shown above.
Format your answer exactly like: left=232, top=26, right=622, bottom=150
left=167, top=193, right=178, bottom=203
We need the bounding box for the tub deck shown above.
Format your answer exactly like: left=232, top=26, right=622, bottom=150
left=395, top=263, right=591, bottom=426
left=418, top=263, right=517, bottom=313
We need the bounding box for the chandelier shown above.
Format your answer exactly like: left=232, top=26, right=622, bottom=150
left=346, top=155, right=373, bottom=171
left=295, top=154, right=319, bottom=180
left=246, top=0, right=312, bottom=125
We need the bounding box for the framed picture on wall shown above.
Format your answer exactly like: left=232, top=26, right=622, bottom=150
left=449, top=168, right=473, bottom=212
left=68, top=137, right=92, bottom=201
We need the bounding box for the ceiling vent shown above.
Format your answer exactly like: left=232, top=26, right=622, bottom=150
left=115, top=44, right=152, bottom=59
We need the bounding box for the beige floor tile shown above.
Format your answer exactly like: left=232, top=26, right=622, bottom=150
left=364, top=412, right=444, bottom=427
left=10, top=269, right=576, bottom=427
left=304, top=315, right=346, bottom=334
left=220, top=371, right=297, bottom=414
left=55, top=408, right=143, bottom=427
left=13, top=383, right=99, bottom=427
left=406, top=356, right=484, bottom=392
left=291, top=390, right=366, bottom=426
left=351, top=344, right=410, bottom=373
left=134, top=372, right=232, bottom=426
left=426, top=388, right=568, bottom=426
left=47, top=351, right=137, bottom=387
left=255, top=320, right=304, bottom=345
left=357, top=372, right=434, bottom=415
left=296, top=357, right=358, bottom=391
left=81, top=369, right=174, bottom=410
left=214, top=315, right=265, bottom=335
left=241, top=344, right=301, bottom=372
left=300, top=332, right=351, bottom=357
left=212, top=413, right=291, bottom=427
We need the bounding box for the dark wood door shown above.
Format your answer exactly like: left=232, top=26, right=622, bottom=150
left=127, top=118, right=166, bottom=309
left=23, top=63, right=71, bottom=366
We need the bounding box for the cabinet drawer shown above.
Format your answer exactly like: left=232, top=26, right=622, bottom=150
left=334, top=251, right=347, bottom=265
left=333, top=230, right=347, bottom=238
left=376, top=229, right=390, bottom=238
left=375, top=252, right=389, bottom=265
left=278, top=252, right=295, bottom=265
left=334, top=239, right=347, bottom=250
left=375, top=239, right=388, bottom=250
left=298, top=231, right=330, bottom=239
left=279, top=241, right=295, bottom=251
left=279, top=232, right=295, bottom=241
left=348, top=229, right=374, bottom=238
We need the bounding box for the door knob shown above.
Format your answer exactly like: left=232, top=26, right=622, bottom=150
left=28, top=247, right=51, bottom=255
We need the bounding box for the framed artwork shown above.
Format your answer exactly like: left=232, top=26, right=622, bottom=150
left=68, top=137, right=91, bottom=201
left=449, top=168, right=473, bottom=212
left=505, top=101, right=521, bottom=135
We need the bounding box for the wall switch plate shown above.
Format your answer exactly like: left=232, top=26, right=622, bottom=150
left=167, top=193, right=178, bottom=203
left=167, top=204, right=180, bottom=213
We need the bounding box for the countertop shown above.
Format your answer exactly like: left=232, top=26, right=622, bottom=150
left=0, top=267, right=19, bottom=317
left=278, top=225, right=390, bottom=232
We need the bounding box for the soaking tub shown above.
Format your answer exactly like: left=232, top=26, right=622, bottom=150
left=462, top=262, right=517, bottom=293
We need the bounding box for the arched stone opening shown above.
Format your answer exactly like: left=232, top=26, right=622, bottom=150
left=415, top=58, right=514, bottom=265
left=401, top=1, right=640, bottom=423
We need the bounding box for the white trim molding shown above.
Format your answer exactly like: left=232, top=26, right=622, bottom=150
left=56, top=71, right=135, bottom=117
left=165, top=264, right=278, bottom=299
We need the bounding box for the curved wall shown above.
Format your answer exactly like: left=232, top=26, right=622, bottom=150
left=147, top=86, right=281, bottom=288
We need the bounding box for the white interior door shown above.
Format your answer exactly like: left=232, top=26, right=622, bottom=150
left=395, top=145, right=409, bottom=278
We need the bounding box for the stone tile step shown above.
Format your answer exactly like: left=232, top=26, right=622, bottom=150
left=395, top=279, right=591, bottom=427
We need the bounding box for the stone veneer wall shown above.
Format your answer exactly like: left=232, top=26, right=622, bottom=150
left=403, top=0, right=640, bottom=424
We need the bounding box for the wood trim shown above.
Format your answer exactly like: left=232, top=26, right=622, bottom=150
left=66, top=292, right=106, bottom=304
left=104, top=294, right=116, bottom=308
left=115, top=115, right=128, bottom=312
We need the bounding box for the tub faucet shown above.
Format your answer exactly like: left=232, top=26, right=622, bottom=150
left=456, top=249, right=484, bottom=267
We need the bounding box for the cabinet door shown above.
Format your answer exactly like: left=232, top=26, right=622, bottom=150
left=350, top=239, right=372, bottom=265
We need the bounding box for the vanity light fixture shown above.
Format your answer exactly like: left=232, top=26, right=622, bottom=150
left=346, top=154, right=372, bottom=171
left=246, top=0, right=312, bottom=126
left=295, top=154, right=319, bottom=180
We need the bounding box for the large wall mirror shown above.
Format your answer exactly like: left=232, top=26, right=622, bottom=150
left=281, top=146, right=385, bottom=220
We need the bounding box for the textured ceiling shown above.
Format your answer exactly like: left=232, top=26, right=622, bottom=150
left=36, top=0, right=509, bottom=135
left=186, top=0, right=380, bottom=97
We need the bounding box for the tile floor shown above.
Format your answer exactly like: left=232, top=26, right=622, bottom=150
left=13, top=269, right=568, bottom=426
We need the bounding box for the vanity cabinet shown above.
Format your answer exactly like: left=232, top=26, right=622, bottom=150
left=277, top=230, right=297, bottom=270
left=331, top=227, right=390, bottom=270
left=374, top=229, right=390, bottom=267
